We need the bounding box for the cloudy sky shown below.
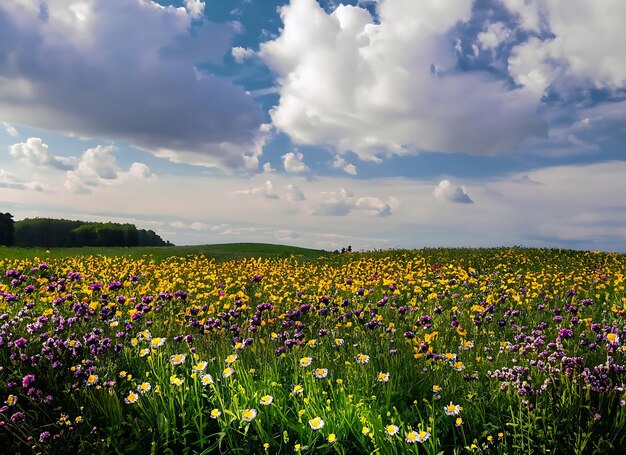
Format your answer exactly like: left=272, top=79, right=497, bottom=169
left=1, top=0, right=625, bottom=251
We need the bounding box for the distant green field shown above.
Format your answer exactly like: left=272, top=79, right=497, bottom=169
left=0, top=242, right=329, bottom=261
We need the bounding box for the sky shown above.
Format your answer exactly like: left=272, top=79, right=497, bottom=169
left=1, top=0, right=626, bottom=251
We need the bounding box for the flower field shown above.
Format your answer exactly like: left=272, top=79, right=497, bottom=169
left=1, top=248, right=626, bottom=454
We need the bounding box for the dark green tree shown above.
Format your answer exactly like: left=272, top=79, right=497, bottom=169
left=0, top=212, right=15, bottom=246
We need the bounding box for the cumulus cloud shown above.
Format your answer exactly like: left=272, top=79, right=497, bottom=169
left=235, top=180, right=279, bottom=199
left=0, top=0, right=263, bottom=169
left=259, top=0, right=545, bottom=160
left=506, top=0, right=626, bottom=94
left=184, top=0, right=205, bottom=19
left=477, top=22, right=511, bottom=50
left=433, top=179, right=473, bottom=203
left=282, top=151, right=310, bottom=173
left=285, top=184, right=305, bottom=201
left=232, top=46, right=256, bottom=63
left=10, top=137, right=75, bottom=171
left=332, top=155, right=357, bottom=175
left=310, top=188, right=393, bottom=216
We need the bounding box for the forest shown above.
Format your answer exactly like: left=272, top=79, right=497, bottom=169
left=0, top=215, right=172, bottom=247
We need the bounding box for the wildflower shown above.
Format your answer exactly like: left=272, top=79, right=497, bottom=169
left=355, top=353, right=370, bottom=364
left=327, top=433, right=337, bottom=443
left=432, top=385, right=441, bottom=394
left=260, top=395, right=273, bottom=406
left=334, top=338, right=344, bottom=346
left=300, top=357, right=313, bottom=367
left=445, top=402, right=462, bottom=416
left=170, top=374, right=184, bottom=386
left=225, top=354, right=238, bottom=364
left=607, top=333, right=620, bottom=343
left=210, top=409, right=221, bottom=419
left=118, top=371, right=127, bottom=378
left=307, top=339, right=317, bottom=348
left=385, top=424, right=399, bottom=436
left=192, top=361, right=208, bottom=372
left=170, top=354, right=186, bottom=365
left=139, top=348, right=150, bottom=357
left=377, top=372, right=390, bottom=382
left=292, top=384, right=304, bottom=395
left=314, top=368, right=328, bottom=379
left=416, top=430, right=430, bottom=443
left=452, top=361, right=465, bottom=371
left=456, top=417, right=463, bottom=427
left=137, top=382, right=151, bottom=394
left=200, top=374, right=214, bottom=385
left=362, top=426, right=370, bottom=435
left=405, top=430, right=419, bottom=443
left=223, top=367, right=235, bottom=378
left=242, top=408, right=257, bottom=422
left=150, top=337, right=165, bottom=348
left=309, top=416, right=324, bottom=430
left=444, top=352, right=457, bottom=361
left=86, top=374, right=98, bottom=386
left=5, top=395, right=17, bottom=407
left=124, top=391, right=139, bottom=404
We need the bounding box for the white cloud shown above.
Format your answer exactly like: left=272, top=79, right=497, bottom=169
left=263, top=162, right=277, bottom=174
left=3, top=121, right=18, bottom=137
left=0, top=0, right=263, bottom=169
left=232, top=46, right=256, bottom=63
left=506, top=0, right=626, bottom=93
left=477, top=22, right=511, bottom=50
left=282, top=151, right=310, bottom=173
left=260, top=0, right=545, bottom=160
left=285, top=184, right=305, bottom=201
left=433, top=179, right=473, bottom=203
left=127, top=162, right=154, bottom=179
left=234, top=180, right=279, bottom=199
left=309, top=188, right=393, bottom=217
left=184, top=0, right=205, bottom=19
left=332, top=155, right=357, bottom=175
left=9, top=137, right=75, bottom=171
left=501, top=0, right=543, bottom=32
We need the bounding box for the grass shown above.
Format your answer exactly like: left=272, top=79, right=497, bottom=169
left=2, top=246, right=626, bottom=454
left=0, top=242, right=329, bottom=262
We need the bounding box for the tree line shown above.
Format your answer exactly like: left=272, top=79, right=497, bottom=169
left=0, top=214, right=173, bottom=247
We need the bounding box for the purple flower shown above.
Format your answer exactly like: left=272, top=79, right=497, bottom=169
left=22, top=374, right=36, bottom=388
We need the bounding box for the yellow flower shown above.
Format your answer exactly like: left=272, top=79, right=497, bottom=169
left=309, top=416, right=325, bottom=430
left=299, top=357, right=312, bottom=367
left=5, top=394, right=17, bottom=406
left=292, top=384, right=304, bottom=395
left=455, top=417, right=463, bottom=427
left=210, top=409, right=221, bottom=419
left=223, top=367, right=235, bottom=378
left=327, top=433, right=337, bottom=443
left=170, top=374, right=184, bottom=386
left=377, top=372, right=390, bottom=382
left=385, top=424, right=399, bottom=436
left=444, top=402, right=462, bottom=416
left=192, top=361, right=208, bottom=372
left=86, top=374, right=98, bottom=386
left=314, top=368, right=328, bottom=379
left=260, top=395, right=273, bottom=406
left=137, top=382, right=151, bottom=394
left=355, top=353, right=370, bottom=364
left=124, top=391, right=139, bottom=404
left=242, top=408, right=257, bottom=422
left=150, top=337, right=165, bottom=348
left=225, top=354, right=238, bottom=364
left=170, top=354, right=186, bottom=365
left=200, top=374, right=214, bottom=385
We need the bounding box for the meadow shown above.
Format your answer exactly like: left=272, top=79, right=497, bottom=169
left=1, top=245, right=625, bottom=454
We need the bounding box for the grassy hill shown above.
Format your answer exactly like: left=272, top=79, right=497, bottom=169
left=0, top=242, right=329, bottom=261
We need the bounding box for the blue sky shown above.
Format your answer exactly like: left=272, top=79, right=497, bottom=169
left=1, top=0, right=626, bottom=251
